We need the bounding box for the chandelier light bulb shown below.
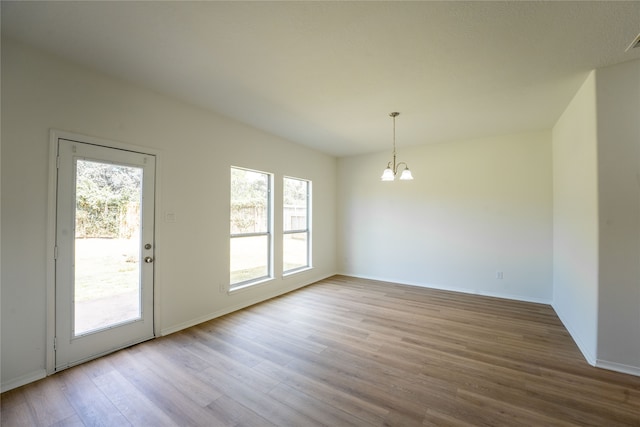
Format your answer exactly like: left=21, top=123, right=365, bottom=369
left=400, top=168, right=413, bottom=181
left=381, top=167, right=395, bottom=181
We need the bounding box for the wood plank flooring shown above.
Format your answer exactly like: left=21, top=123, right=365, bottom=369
left=2, top=275, right=639, bottom=426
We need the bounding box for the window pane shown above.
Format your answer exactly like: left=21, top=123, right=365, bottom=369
left=283, top=178, right=307, bottom=232
left=230, top=235, right=269, bottom=285
left=284, top=232, right=308, bottom=272
left=231, top=168, right=269, bottom=234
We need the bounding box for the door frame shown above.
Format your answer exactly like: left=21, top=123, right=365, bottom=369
left=46, top=129, right=162, bottom=374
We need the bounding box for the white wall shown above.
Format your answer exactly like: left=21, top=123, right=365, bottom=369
left=337, top=131, right=553, bottom=303
left=595, top=60, right=640, bottom=374
left=1, top=39, right=337, bottom=390
left=551, top=61, right=640, bottom=376
left=551, top=71, right=599, bottom=364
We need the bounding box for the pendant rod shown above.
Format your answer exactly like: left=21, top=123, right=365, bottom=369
left=390, top=112, right=399, bottom=173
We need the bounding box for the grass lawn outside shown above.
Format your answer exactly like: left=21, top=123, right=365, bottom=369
left=230, top=234, right=308, bottom=284
left=74, top=238, right=141, bottom=334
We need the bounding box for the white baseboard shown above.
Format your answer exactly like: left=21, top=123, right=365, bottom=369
left=160, top=274, right=334, bottom=336
left=337, top=273, right=552, bottom=305
left=160, top=299, right=242, bottom=336
left=551, top=302, right=597, bottom=366
left=1, top=369, right=47, bottom=393
left=596, top=359, right=640, bottom=377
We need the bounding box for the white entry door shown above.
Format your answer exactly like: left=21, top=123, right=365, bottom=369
left=55, top=138, right=155, bottom=370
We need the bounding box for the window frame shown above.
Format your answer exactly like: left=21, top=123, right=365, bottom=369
left=282, top=176, right=311, bottom=275
left=229, top=166, right=273, bottom=291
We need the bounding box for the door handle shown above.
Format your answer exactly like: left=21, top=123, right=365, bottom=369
left=144, top=256, right=154, bottom=263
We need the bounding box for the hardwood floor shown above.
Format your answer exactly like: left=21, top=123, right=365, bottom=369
left=2, top=275, right=639, bottom=426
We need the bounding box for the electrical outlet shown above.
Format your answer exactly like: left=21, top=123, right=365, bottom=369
left=496, top=271, right=504, bottom=280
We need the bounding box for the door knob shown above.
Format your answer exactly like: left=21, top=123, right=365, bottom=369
left=144, top=256, right=154, bottom=263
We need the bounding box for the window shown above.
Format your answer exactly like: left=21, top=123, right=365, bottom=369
left=283, top=176, right=311, bottom=274
left=230, top=167, right=272, bottom=290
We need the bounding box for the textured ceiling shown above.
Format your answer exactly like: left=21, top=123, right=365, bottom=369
left=2, top=1, right=640, bottom=157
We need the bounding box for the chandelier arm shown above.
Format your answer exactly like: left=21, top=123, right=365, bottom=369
left=394, top=161, right=409, bottom=174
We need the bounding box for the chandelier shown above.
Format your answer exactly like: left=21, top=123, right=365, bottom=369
left=381, top=112, right=413, bottom=181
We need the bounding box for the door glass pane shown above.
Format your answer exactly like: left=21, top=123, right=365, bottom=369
left=74, top=160, right=143, bottom=336
left=283, top=232, right=308, bottom=271
left=230, top=235, right=269, bottom=285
